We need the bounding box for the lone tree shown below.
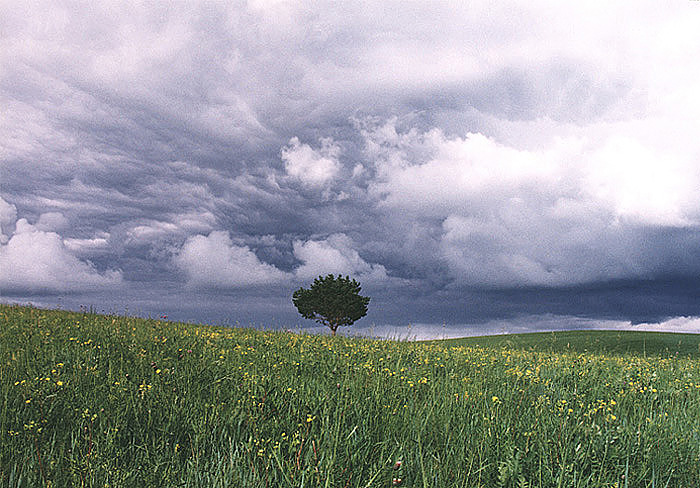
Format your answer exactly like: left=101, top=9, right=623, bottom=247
left=292, top=274, right=370, bottom=336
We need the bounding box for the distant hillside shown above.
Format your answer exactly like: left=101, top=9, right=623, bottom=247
left=425, top=329, right=700, bottom=358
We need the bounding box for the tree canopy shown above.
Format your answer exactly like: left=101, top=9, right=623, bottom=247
left=292, top=274, right=370, bottom=336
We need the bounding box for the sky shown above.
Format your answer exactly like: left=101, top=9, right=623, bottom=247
left=2, top=1, right=700, bottom=338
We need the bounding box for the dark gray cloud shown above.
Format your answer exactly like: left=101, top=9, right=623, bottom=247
left=2, top=1, right=700, bottom=336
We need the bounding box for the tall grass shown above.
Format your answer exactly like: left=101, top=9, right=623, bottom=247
left=1, top=304, right=699, bottom=487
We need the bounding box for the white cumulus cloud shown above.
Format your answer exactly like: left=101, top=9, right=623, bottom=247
left=293, top=233, right=387, bottom=282
left=0, top=217, right=122, bottom=293
left=35, top=212, right=69, bottom=232
left=174, top=231, right=289, bottom=288
left=281, top=137, right=341, bottom=188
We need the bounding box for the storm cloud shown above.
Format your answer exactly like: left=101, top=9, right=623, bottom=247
left=2, top=1, right=700, bottom=336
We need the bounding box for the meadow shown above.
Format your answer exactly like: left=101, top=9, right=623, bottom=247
left=1, top=304, right=699, bottom=487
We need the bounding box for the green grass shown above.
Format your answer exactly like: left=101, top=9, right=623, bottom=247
left=1, top=304, right=699, bottom=487
left=425, top=329, right=700, bottom=358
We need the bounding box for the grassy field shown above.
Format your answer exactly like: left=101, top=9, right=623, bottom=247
left=1, top=304, right=699, bottom=487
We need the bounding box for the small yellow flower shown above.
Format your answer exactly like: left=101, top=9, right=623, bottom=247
left=156, top=369, right=161, bottom=374
left=56, top=381, right=64, bottom=386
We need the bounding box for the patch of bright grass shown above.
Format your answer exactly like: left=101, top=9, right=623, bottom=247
left=1, top=304, right=699, bottom=487
left=425, top=329, right=700, bottom=358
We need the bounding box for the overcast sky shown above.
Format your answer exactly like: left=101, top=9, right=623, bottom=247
left=2, top=1, right=700, bottom=337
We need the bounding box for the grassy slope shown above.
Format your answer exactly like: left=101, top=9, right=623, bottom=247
left=424, top=329, right=700, bottom=358
left=2, top=304, right=700, bottom=487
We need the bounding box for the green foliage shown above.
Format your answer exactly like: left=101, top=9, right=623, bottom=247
left=2, top=304, right=700, bottom=487
left=292, top=274, right=370, bottom=335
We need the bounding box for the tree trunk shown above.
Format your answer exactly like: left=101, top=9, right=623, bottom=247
left=331, top=327, right=337, bottom=336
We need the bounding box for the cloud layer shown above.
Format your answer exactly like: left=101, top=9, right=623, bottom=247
left=2, top=1, right=700, bottom=327
left=361, top=122, right=700, bottom=287
left=0, top=199, right=122, bottom=293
